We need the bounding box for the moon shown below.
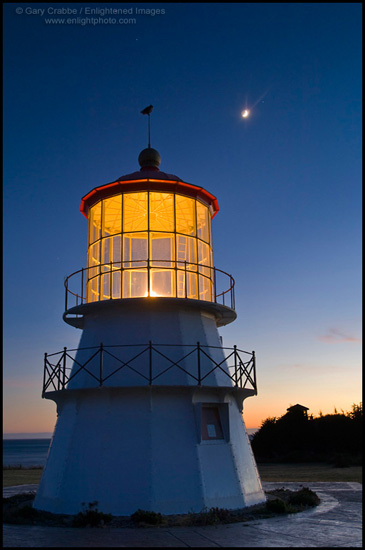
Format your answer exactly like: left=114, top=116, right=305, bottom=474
left=241, top=109, right=250, bottom=118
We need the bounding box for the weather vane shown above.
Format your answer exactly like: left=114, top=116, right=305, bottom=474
left=141, top=105, right=153, bottom=148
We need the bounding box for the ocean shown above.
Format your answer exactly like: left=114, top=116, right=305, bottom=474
left=3, top=439, right=51, bottom=467
left=3, top=429, right=257, bottom=468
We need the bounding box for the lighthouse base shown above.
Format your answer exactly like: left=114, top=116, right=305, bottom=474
left=33, top=386, right=265, bottom=516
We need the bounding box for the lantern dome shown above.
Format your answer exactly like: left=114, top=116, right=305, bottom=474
left=138, top=147, right=161, bottom=170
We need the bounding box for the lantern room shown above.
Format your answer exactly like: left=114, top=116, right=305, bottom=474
left=80, top=148, right=220, bottom=304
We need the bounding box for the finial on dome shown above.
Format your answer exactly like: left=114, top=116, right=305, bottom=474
left=139, top=106, right=160, bottom=170
left=138, top=147, right=161, bottom=171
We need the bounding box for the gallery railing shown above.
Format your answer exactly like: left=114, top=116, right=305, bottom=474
left=42, top=343, right=256, bottom=395
left=64, top=260, right=235, bottom=312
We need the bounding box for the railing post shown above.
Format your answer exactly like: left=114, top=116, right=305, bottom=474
left=231, top=276, right=235, bottom=310
left=43, top=353, right=47, bottom=395
left=147, top=259, right=151, bottom=296
left=233, top=345, right=238, bottom=387
left=121, top=260, right=124, bottom=299
left=149, top=340, right=153, bottom=385
left=197, top=341, right=201, bottom=385
left=184, top=261, right=187, bottom=298
left=252, top=350, right=256, bottom=392
left=197, top=265, right=200, bottom=300
left=99, top=343, right=103, bottom=386
left=213, top=267, right=217, bottom=303
left=62, top=347, right=67, bottom=390
left=64, top=277, right=68, bottom=312
left=81, top=268, right=84, bottom=304
left=56, top=353, right=60, bottom=391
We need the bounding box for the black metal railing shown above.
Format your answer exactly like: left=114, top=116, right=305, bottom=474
left=64, top=260, right=235, bottom=312
left=42, top=343, right=256, bottom=395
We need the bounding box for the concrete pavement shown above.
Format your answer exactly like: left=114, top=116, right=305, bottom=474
left=3, top=482, right=362, bottom=547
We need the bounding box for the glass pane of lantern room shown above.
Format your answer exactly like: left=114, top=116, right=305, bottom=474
left=177, top=270, right=198, bottom=299
left=123, top=193, right=148, bottom=232
left=89, top=202, right=102, bottom=244
left=123, top=234, right=147, bottom=297
left=150, top=269, right=175, bottom=297
left=101, top=273, right=110, bottom=300
left=198, top=241, right=211, bottom=274
left=187, top=271, right=198, bottom=299
left=102, top=196, right=122, bottom=237
left=88, top=275, right=100, bottom=303
left=101, top=237, right=112, bottom=270
left=199, top=275, right=212, bottom=302
left=123, top=270, right=147, bottom=298
left=188, top=272, right=198, bottom=299
left=177, top=270, right=186, bottom=298
left=100, top=238, right=112, bottom=300
left=111, top=236, right=122, bottom=298
left=150, top=233, right=175, bottom=267
left=175, top=195, right=196, bottom=236
left=112, top=271, right=121, bottom=299
left=196, top=202, right=210, bottom=243
left=87, top=242, right=100, bottom=302
left=88, top=242, right=100, bottom=275
left=149, top=192, right=174, bottom=232
left=123, top=234, right=148, bottom=268
left=177, top=235, right=197, bottom=268
left=112, top=235, right=121, bottom=267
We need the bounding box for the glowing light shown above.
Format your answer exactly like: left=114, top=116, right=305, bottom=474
left=144, top=290, right=159, bottom=297
left=241, top=109, right=250, bottom=118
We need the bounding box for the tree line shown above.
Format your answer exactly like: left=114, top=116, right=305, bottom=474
left=250, top=402, right=362, bottom=466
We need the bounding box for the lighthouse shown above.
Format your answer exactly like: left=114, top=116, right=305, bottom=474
left=34, top=141, right=265, bottom=516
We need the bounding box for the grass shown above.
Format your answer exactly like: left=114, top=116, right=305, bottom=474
left=257, top=462, right=362, bottom=483
left=3, top=462, right=362, bottom=488
left=3, top=466, right=43, bottom=487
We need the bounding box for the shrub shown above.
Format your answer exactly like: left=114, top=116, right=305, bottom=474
left=266, top=498, right=290, bottom=514
left=190, top=507, right=231, bottom=525
left=288, top=488, right=320, bottom=507
left=131, top=509, right=163, bottom=525
left=13, top=505, right=38, bottom=520
left=72, top=501, right=112, bottom=527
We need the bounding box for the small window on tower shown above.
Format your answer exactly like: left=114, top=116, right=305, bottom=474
left=201, top=406, right=224, bottom=440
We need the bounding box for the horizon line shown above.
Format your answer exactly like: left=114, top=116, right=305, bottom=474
left=4, top=428, right=260, bottom=439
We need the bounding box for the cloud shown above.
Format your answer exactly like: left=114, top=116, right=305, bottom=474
left=318, top=327, right=362, bottom=344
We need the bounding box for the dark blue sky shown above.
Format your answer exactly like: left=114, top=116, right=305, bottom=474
left=3, top=3, right=362, bottom=432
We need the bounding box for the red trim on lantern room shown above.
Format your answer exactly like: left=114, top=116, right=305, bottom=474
left=80, top=179, right=219, bottom=219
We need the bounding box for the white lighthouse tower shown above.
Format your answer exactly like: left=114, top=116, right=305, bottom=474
left=34, top=141, right=265, bottom=516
